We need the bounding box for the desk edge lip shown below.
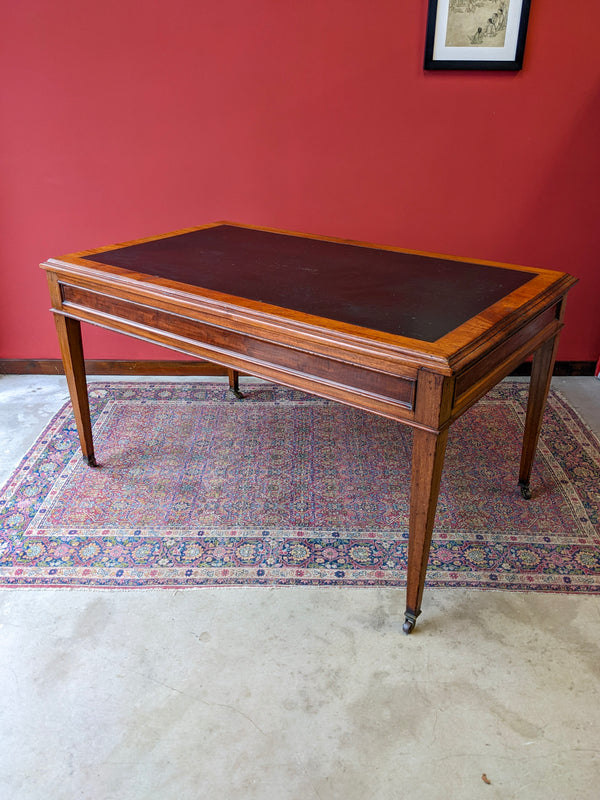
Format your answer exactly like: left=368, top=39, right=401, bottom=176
left=44, top=263, right=452, bottom=374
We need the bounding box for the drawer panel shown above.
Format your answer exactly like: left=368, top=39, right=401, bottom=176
left=454, top=303, right=559, bottom=402
left=61, top=284, right=417, bottom=410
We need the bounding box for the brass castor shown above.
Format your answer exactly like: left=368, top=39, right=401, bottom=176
left=519, top=481, right=532, bottom=500
left=402, top=610, right=419, bottom=634
left=227, top=369, right=244, bottom=399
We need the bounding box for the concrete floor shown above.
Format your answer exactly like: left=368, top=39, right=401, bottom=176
left=0, top=375, right=599, bottom=800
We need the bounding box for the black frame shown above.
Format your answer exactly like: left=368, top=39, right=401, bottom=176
left=424, top=0, right=532, bottom=71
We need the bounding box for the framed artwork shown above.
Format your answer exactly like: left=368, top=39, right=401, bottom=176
left=424, top=0, right=532, bottom=71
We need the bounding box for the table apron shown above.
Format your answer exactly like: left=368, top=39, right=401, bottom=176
left=55, top=284, right=422, bottom=424
left=452, top=302, right=562, bottom=418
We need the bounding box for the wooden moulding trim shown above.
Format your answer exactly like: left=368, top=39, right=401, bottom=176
left=57, top=281, right=430, bottom=379
left=444, top=273, right=578, bottom=373
left=49, top=306, right=417, bottom=417
left=46, top=269, right=453, bottom=376
left=44, top=258, right=578, bottom=380
left=44, top=262, right=451, bottom=371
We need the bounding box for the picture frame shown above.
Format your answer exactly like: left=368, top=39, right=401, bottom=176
left=424, top=0, right=532, bottom=71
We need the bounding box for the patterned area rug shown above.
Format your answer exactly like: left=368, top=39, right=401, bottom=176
left=1, top=381, right=599, bottom=592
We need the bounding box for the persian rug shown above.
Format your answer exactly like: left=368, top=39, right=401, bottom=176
left=1, top=381, right=599, bottom=592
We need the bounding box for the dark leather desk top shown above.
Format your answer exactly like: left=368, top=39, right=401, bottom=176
left=83, top=224, right=535, bottom=343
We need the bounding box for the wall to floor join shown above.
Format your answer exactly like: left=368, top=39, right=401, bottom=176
left=1, top=0, right=598, bottom=361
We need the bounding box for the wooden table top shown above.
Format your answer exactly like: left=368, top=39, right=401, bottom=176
left=80, top=223, right=536, bottom=343
left=45, top=222, right=577, bottom=382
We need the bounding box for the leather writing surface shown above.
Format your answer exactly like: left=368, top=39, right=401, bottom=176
left=83, top=225, right=535, bottom=342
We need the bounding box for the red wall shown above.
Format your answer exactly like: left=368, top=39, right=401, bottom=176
left=1, top=0, right=598, bottom=361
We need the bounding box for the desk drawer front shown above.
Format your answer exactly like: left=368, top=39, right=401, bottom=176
left=60, top=284, right=417, bottom=411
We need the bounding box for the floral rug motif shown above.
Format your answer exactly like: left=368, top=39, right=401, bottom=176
left=1, top=381, right=599, bottom=591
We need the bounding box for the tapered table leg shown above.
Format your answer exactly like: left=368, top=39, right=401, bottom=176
left=53, top=315, right=97, bottom=466
left=403, top=427, right=449, bottom=634
left=227, top=368, right=244, bottom=399
left=518, top=334, right=560, bottom=499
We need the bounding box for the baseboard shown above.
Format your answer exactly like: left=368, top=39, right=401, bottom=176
left=0, top=359, right=230, bottom=376
left=0, top=359, right=596, bottom=377
left=509, top=361, right=595, bottom=377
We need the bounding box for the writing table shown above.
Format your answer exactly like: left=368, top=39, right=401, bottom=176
left=42, top=223, right=577, bottom=632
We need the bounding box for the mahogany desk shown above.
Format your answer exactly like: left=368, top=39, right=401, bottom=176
left=42, top=223, right=577, bottom=633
